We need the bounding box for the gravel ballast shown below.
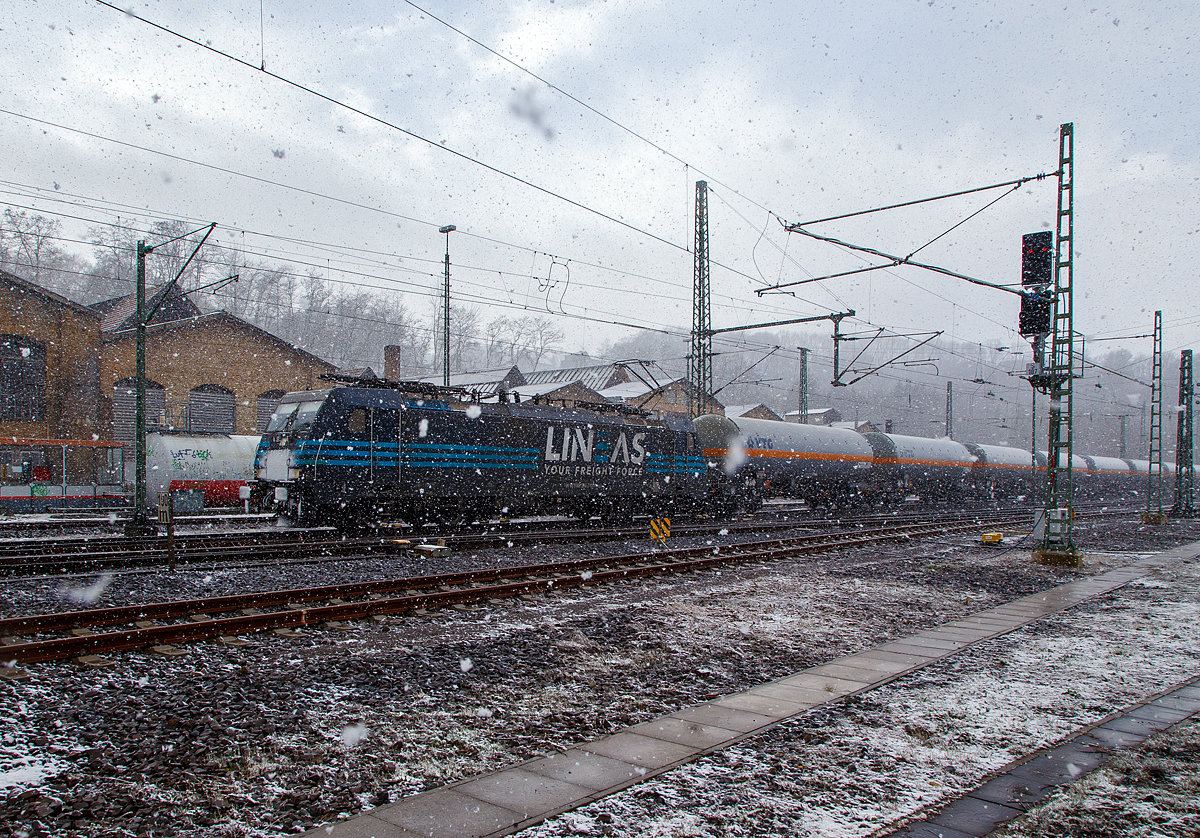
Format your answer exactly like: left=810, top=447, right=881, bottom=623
left=2, top=514, right=1198, bottom=837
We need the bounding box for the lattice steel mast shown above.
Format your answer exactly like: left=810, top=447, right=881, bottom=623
left=1037, top=123, right=1078, bottom=561
left=690, top=180, right=712, bottom=418
left=1146, top=311, right=1164, bottom=522
left=1171, top=349, right=1195, bottom=517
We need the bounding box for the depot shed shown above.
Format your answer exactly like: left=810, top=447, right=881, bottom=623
left=98, top=291, right=336, bottom=439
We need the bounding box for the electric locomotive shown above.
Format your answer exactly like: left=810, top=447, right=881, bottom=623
left=255, top=377, right=708, bottom=526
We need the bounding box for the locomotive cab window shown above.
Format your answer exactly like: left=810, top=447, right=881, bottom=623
left=265, top=402, right=299, bottom=432
left=291, top=400, right=323, bottom=433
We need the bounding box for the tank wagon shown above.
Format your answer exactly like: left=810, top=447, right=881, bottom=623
left=862, top=432, right=976, bottom=503
left=145, top=433, right=261, bottom=508
left=963, top=442, right=1035, bottom=501
left=699, top=413, right=1156, bottom=509
left=694, top=414, right=875, bottom=508
left=255, top=380, right=708, bottom=526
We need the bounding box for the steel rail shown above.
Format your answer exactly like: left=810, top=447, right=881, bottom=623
left=1, top=515, right=1034, bottom=665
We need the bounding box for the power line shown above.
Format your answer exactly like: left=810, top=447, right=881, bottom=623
left=92, top=0, right=688, bottom=255
left=399, top=0, right=778, bottom=219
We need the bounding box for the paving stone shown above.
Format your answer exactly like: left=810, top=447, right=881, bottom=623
left=1128, top=703, right=1194, bottom=725
left=454, top=768, right=593, bottom=820
left=627, top=717, right=740, bottom=750
left=929, top=794, right=1024, bottom=834
left=1102, top=714, right=1171, bottom=736
left=522, top=749, right=645, bottom=792
left=714, top=690, right=809, bottom=717
left=1173, top=685, right=1200, bottom=701
left=1150, top=695, right=1200, bottom=715
left=970, top=772, right=1053, bottom=809
left=880, top=635, right=964, bottom=652
left=888, top=822, right=974, bottom=838
left=1077, top=726, right=1148, bottom=750
left=751, top=682, right=832, bottom=706
left=946, top=617, right=1013, bottom=630
left=852, top=649, right=933, bottom=668
left=834, top=656, right=917, bottom=677
left=301, top=814, right=425, bottom=838
left=777, top=672, right=869, bottom=694
left=583, top=732, right=697, bottom=769
left=1008, top=744, right=1107, bottom=785
left=876, top=642, right=953, bottom=659
left=374, top=789, right=522, bottom=837
left=667, top=703, right=776, bottom=733
left=916, top=627, right=994, bottom=641
left=801, top=661, right=889, bottom=685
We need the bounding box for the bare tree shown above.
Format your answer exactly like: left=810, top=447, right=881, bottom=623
left=0, top=210, right=93, bottom=298
left=518, top=315, right=565, bottom=371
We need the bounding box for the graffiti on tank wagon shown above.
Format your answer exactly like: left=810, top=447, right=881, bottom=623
left=542, top=426, right=647, bottom=477
left=170, top=448, right=215, bottom=474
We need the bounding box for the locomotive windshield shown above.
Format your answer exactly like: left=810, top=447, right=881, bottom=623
left=265, top=399, right=324, bottom=434
left=265, top=402, right=299, bottom=432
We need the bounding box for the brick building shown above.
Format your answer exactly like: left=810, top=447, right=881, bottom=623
left=0, top=269, right=102, bottom=441
left=96, top=285, right=336, bottom=439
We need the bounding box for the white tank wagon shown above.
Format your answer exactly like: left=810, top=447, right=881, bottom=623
left=864, top=432, right=976, bottom=502
left=694, top=414, right=876, bottom=507
left=1080, top=455, right=1138, bottom=501
left=143, top=433, right=261, bottom=508
left=963, top=442, right=1036, bottom=501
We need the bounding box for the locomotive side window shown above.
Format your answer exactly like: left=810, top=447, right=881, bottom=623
left=347, top=407, right=368, bottom=434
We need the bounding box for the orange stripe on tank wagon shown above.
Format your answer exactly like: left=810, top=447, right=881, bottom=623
left=702, top=447, right=872, bottom=463
left=873, top=457, right=976, bottom=468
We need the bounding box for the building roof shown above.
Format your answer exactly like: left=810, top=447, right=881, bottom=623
left=0, top=268, right=100, bottom=318
left=102, top=310, right=335, bottom=371
left=417, top=366, right=525, bottom=397
left=725, top=404, right=783, bottom=421
left=91, top=282, right=204, bottom=334
left=509, top=380, right=603, bottom=401
left=337, top=367, right=378, bottom=380
left=522, top=363, right=632, bottom=391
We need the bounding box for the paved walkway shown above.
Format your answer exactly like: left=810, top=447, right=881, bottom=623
left=305, top=542, right=1200, bottom=838
left=884, top=676, right=1200, bottom=838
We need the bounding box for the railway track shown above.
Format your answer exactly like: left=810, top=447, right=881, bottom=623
left=0, top=511, right=1038, bottom=666
left=0, top=503, right=1133, bottom=577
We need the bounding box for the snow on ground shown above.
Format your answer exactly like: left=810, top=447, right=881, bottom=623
left=522, top=555, right=1200, bottom=837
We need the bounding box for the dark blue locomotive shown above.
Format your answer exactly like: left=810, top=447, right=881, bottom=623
left=255, top=379, right=708, bottom=526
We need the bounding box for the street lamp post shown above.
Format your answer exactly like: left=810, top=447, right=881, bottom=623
left=439, top=225, right=455, bottom=387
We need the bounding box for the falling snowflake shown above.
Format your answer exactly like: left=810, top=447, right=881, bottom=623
left=340, top=723, right=368, bottom=747
left=57, top=573, right=113, bottom=604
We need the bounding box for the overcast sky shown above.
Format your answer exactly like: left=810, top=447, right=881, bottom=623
left=3, top=0, right=1197, bottom=374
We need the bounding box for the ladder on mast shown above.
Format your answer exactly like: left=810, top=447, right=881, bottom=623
left=1146, top=311, right=1164, bottom=522
left=1170, top=349, right=1195, bottom=517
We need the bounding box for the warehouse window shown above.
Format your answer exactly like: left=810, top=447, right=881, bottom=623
left=112, top=378, right=166, bottom=442
left=257, top=390, right=285, bottom=433
left=189, top=384, right=235, bottom=434
left=0, top=335, right=46, bottom=421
